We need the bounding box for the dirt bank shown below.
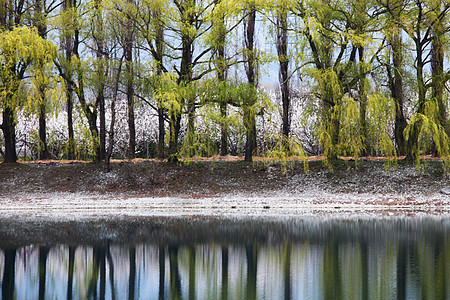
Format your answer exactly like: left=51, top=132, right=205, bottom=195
left=0, top=158, right=449, bottom=217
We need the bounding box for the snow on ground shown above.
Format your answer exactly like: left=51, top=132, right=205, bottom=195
left=0, top=191, right=448, bottom=220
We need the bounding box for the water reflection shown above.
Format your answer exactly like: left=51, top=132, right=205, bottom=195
left=0, top=216, right=448, bottom=299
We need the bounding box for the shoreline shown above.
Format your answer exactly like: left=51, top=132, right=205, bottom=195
left=1, top=159, right=449, bottom=219
left=0, top=192, right=448, bottom=219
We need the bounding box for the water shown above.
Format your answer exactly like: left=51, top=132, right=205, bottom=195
left=0, top=216, right=448, bottom=299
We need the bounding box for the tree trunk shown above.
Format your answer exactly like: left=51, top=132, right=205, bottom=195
left=0, top=2, right=29, bottom=163
left=389, top=28, right=407, bottom=156
left=220, top=101, right=228, bottom=156
left=2, top=107, right=17, bottom=163
left=90, top=117, right=101, bottom=163
left=104, top=85, right=117, bottom=172
left=73, top=26, right=100, bottom=162
left=35, top=0, right=51, bottom=160
left=105, top=55, right=124, bottom=172
left=126, top=64, right=136, bottom=159
left=76, top=73, right=100, bottom=162
left=244, top=102, right=256, bottom=162
left=98, top=88, right=106, bottom=161
left=38, top=102, right=51, bottom=159
left=125, top=12, right=135, bottom=159
left=181, top=1, right=195, bottom=158
left=66, top=83, right=76, bottom=160
left=244, top=8, right=257, bottom=162
left=158, top=106, right=165, bottom=158
left=94, top=0, right=106, bottom=161
left=322, top=88, right=339, bottom=160
left=358, top=47, right=368, bottom=156
left=277, top=8, right=290, bottom=139
left=155, top=15, right=166, bottom=159
left=214, top=0, right=228, bottom=156
left=168, top=113, right=181, bottom=162
left=406, top=39, right=427, bottom=162
left=431, top=27, right=447, bottom=134
left=187, top=97, right=196, bottom=157
left=104, top=102, right=115, bottom=171
left=63, top=0, right=76, bottom=160
left=168, top=0, right=195, bottom=162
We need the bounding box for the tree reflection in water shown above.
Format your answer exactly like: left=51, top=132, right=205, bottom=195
left=0, top=216, right=448, bottom=299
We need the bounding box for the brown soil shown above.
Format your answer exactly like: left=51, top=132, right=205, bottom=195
left=1, top=157, right=449, bottom=199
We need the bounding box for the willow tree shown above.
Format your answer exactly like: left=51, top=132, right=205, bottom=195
left=33, top=0, right=50, bottom=159
left=243, top=1, right=258, bottom=162
left=292, top=0, right=380, bottom=163
left=131, top=0, right=248, bottom=161
left=211, top=0, right=229, bottom=156
left=0, top=26, right=57, bottom=163
left=59, top=0, right=78, bottom=159
left=132, top=0, right=168, bottom=158
left=151, top=0, right=239, bottom=161
left=56, top=0, right=115, bottom=162
left=429, top=1, right=449, bottom=137
left=127, top=0, right=206, bottom=161
left=92, top=0, right=109, bottom=161
left=379, top=0, right=408, bottom=155
left=111, top=0, right=138, bottom=158
left=378, top=0, right=450, bottom=164
left=274, top=0, right=291, bottom=139
left=171, top=0, right=205, bottom=160
left=31, top=0, right=64, bottom=160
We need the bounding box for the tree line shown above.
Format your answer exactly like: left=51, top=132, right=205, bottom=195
left=1, top=0, right=449, bottom=169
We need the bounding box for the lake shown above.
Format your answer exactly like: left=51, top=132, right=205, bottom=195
left=0, top=215, right=448, bottom=299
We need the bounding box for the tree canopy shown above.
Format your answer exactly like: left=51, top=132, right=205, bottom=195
left=0, top=0, right=448, bottom=172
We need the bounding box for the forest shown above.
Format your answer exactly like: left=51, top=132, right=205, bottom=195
left=0, top=0, right=449, bottom=170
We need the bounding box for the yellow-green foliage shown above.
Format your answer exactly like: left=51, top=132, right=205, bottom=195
left=238, top=83, right=272, bottom=127
left=28, top=60, right=64, bottom=118
left=367, top=93, right=397, bottom=167
left=202, top=79, right=245, bottom=133
left=261, top=132, right=308, bottom=173
left=317, top=96, right=364, bottom=169
left=0, top=26, right=57, bottom=112
left=177, top=78, right=274, bottom=162
left=310, top=68, right=343, bottom=105
left=73, top=110, right=100, bottom=160
left=405, top=99, right=450, bottom=173
left=179, top=108, right=219, bottom=162
left=336, top=96, right=365, bottom=163
left=154, top=72, right=182, bottom=115
left=318, top=127, right=333, bottom=167
left=309, top=68, right=342, bottom=166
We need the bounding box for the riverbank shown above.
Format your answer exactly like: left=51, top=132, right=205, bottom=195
left=0, top=158, right=449, bottom=218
